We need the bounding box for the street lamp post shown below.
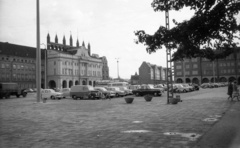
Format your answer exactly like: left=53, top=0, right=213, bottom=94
left=36, top=0, right=41, bottom=102
left=115, top=58, right=120, bottom=79
left=41, top=43, right=47, bottom=89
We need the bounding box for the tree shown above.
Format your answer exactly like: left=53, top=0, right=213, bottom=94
left=135, top=0, right=240, bottom=61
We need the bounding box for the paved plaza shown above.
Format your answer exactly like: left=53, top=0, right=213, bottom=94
left=0, top=87, right=239, bottom=148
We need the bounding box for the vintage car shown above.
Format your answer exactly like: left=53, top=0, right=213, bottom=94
left=132, top=84, right=162, bottom=96
left=105, top=87, right=126, bottom=97
left=70, top=85, right=101, bottom=100
left=94, top=87, right=116, bottom=98
left=60, top=88, right=71, bottom=98
left=41, top=89, right=63, bottom=100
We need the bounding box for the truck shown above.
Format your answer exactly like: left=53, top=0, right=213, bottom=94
left=0, top=83, right=27, bottom=99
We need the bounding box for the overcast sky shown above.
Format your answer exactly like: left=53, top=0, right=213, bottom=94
left=1, top=0, right=238, bottom=79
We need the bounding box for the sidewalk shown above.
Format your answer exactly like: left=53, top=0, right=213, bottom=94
left=194, top=100, right=240, bottom=148
left=0, top=87, right=239, bottom=148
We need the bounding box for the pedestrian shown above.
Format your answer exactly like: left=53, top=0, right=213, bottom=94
left=232, top=81, right=239, bottom=101
left=227, top=80, right=233, bottom=100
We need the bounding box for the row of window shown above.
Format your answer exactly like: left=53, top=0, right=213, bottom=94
left=61, top=68, right=102, bottom=77
left=0, top=73, right=35, bottom=81
left=1, top=57, right=35, bottom=63
left=57, top=61, right=102, bottom=68
left=176, top=69, right=239, bottom=76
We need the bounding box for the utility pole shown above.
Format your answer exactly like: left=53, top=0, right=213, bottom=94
left=41, top=43, right=47, bottom=89
left=115, top=58, right=120, bottom=79
left=36, top=0, right=41, bottom=102
left=165, top=8, right=174, bottom=104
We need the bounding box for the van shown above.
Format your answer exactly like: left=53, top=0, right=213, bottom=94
left=70, top=85, right=101, bottom=100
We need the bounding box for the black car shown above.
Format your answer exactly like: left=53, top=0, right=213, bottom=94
left=132, top=84, right=162, bottom=96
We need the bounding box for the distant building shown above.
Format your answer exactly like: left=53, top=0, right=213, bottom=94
left=0, top=42, right=46, bottom=89
left=138, top=61, right=167, bottom=85
left=46, top=33, right=110, bottom=88
left=174, top=47, right=240, bottom=84
left=130, top=72, right=139, bottom=85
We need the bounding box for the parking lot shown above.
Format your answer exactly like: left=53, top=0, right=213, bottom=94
left=0, top=87, right=237, bottom=148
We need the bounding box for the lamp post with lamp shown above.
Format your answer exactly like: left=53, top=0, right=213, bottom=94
left=41, top=43, right=47, bottom=89
left=115, top=58, right=120, bottom=79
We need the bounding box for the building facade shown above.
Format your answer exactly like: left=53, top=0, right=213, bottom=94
left=0, top=34, right=109, bottom=89
left=0, top=42, right=46, bottom=89
left=46, top=33, right=109, bottom=89
left=174, top=47, right=240, bottom=84
left=138, top=61, right=167, bottom=85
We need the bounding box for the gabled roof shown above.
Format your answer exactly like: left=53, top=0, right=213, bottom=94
left=0, top=42, right=45, bottom=59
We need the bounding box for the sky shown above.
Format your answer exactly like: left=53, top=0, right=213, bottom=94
left=1, top=0, right=239, bottom=79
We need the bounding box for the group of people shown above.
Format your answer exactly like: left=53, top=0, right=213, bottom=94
left=227, top=80, right=239, bottom=101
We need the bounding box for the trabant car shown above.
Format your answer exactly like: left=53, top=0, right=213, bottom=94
left=41, top=89, right=63, bottom=100
left=94, top=87, right=116, bottom=98
left=60, top=88, right=71, bottom=98
left=105, top=87, right=126, bottom=97
left=70, top=85, right=101, bottom=100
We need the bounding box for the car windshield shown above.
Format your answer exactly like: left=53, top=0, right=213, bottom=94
left=182, top=84, right=188, bottom=87
left=96, top=87, right=107, bottom=91
left=148, top=85, right=155, bottom=89
left=114, top=87, right=120, bottom=91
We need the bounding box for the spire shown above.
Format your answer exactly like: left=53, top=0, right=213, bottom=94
left=55, top=34, right=58, bottom=43
left=88, top=42, right=91, bottom=56
left=76, top=38, right=79, bottom=47
left=47, top=33, right=50, bottom=43
left=63, top=35, right=66, bottom=45
left=70, top=33, right=73, bottom=46
left=82, top=41, right=85, bottom=47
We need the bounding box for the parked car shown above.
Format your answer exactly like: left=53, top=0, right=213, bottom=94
left=182, top=83, right=194, bottom=91
left=191, top=83, right=199, bottom=90
left=174, top=84, right=189, bottom=93
left=60, top=88, right=71, bottom=98
left=94, top=87, right=116, bottom=98
left=41, top=89, right=63, bottom=100
left=105, top=87, right=126, bottom=97
left=70, top=85, right=101, bottom=100
left=119, top=86, right=133, bottom=95
left=0, top=83, right=28, bottom=99
left=154, top=84, right=165, bottom=93
left=132, top=84, right=162, bottom=96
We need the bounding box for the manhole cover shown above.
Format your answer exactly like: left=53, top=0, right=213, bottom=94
left=203, top=118, right=218, bottom=122
left=132, top=121, right=143, bottom=123
left=122, top=130, right=151, bottom=133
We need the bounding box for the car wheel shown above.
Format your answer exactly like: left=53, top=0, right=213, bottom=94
left=51, top=96, right=55, bottom=100
left=135, top=92, right=139, bottom=96
left=183, top=90, right=186, bottom=93
left=154, top=92, right=158, bottom=96
left=72, top=95, right=77, bottom=100
left=116, top=93, right=119, bottom=97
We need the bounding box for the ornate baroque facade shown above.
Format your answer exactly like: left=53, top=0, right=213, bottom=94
left=46, top=33, right=109, bottom=89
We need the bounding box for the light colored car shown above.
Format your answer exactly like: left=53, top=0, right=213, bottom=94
left=119, top=87, right=133, bottom=95
left=105, top=87, right=126, bottom=97
left=174, top=84, right=188, bottom=93
left=154, top=84, right=165, bottom=93
left=60, top=88, right=71, bottom=98
left=41, top=89, right=63, bottom=100
left=94, top=87, right=116, bottom=98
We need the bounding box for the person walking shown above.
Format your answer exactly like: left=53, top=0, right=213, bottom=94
left=232, top=81, right=239, bottom=101
left=227, top=80, right=233, bottom=100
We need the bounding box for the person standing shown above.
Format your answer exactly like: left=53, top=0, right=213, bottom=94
left=232, top=81, right=239, bottom=101
left=227, top=80, right=233, bottom=100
